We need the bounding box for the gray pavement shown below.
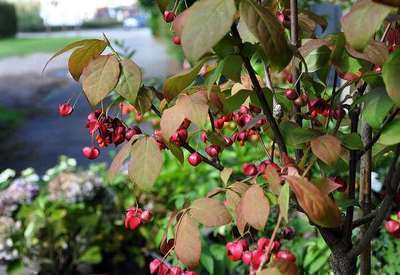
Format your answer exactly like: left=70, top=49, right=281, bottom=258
left=0, top=27, right=176, bottom=174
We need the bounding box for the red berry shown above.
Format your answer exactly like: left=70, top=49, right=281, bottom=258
left=205, top=144, right=221, bottom=158
left=310, top=110, right=318, bottom=119
left=294, top=96, right=306, bottom=107
left=285, top=89, right=298, bottom=100
left=257, top=237, right=270, bottom=251
left=397, top=211, right=400, bottom=220
left=238, top=239, right=249, bottom=251
left=250, top=104, right=262, bottom=113
left=125, top=126, right=142, bottom=140
left=170, top=132, right=182, bottom=146
left=170, top=266, right=183, bottom=275
left=276, top=11, right=285, bottom=24
left=149, top=258, right=161, bottom=274
left=283, top=226, right=296, bottom=240
left=214, top=118, right=225, bottom=129
left=242, top=251, right=252, bottom=265
left=82, top=146, right=100, bottom=160
left=333, top=106, right=346, bottom=120
left=238, top=114, right=253, bottom=127
left=173, top=36, right=181, bottom=45
left=183, top=272, right=197, bottom=275
left=87, top=109, right=101, bottom=121
left=180, top=118, right=191, bottom=129
left=226, top=241, right=243, bottom=261
left=141, top=210, right=153, bottom=223
left=158, top=263, right=170, bottom=275
left=275, top=250, right=296, bottom=262
left=58, top=103, right=73, bottom=117
left=177, top=128, right=188, bottom=142
left=242, top=163, right=258, bottom=176
left=224, top=136, right=233, bottom=146
left=374, top=65, right=382, bottom=73
left=163, top=10, right=176, bottom=22
left=329, top=176, right=347, bottom=192
left=251, top=249, right=268, bottom=269
left=308, top=98, right=326, bottom=114
left=385, top=220, right=400, bottom=234
left=200, top=131, right=208, bottom=143
left=188, top=152, right=202, bottom=166
left=124, top=209, right=142, bottom=230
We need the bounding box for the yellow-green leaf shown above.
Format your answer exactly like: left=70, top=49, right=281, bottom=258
left=115, top=58, right=142, bottom=103
left=68, top=40, right=107, bottom=81
left=240, top=0, right=292, bottom=71
left=163, top=60, right=205, bottom=101
left=181, top=0, right=236, bottom=61
left=43, top=39, right=106, bottom=73
left=278, top=183, right=290, bottom=223
left=82, top=55, right=120, bottom=106
left=128, top=136, right=163, bottom=190
left=341, top=0, right=394, bottom=51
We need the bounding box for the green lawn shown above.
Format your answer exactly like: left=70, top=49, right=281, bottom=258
left=0, top=37, right=83, bottom=59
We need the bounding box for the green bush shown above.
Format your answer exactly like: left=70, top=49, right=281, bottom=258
left=14, top=2, right=44, bottom=32
left=0, top=3, right=17, bottom=38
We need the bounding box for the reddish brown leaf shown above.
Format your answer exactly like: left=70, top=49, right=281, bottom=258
left=220, top=168, right=233, bottom=185
left=235, top=199, right=247, bottom=235
left=190, top=198, right=232, bottom=227
left=160, top=104, right=186, bottom=141
left=175, top=214, right=201, bottom=269
left=263, top=165, right=282, bottom=195
left=271, top=259, right=299, bottom=275
left=311, top=134, right=341, bottom=166
left=207, top=188, right=226, bottom=198
left=240, top=184, right=270, bottom=230
left=108, top=137, right=137, bottom=180
left=285, top=176, right=342, bottom=228
left=226, top=182, right=251, bottom=210
left=316, top=178, right=342, bottom=195
left=346, top=40, right=389, bottom=66
left=256, top=268, right=282, bottom=275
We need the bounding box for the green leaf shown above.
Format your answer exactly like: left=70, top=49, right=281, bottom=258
left=115, top=58, right=142, bottom=103
left=82, top=55, right=120, bottom=106
left=167, top=142, right=184, bottom=164
left=278, top=183, right=290, bottom=223
left=200, top=253, right=214, bottom=274
left=163, top=59, right=205, bottom=101
left=379, top=119, right=400, bottom=145
left=129, top=136, right=163, bottom=189
left=156, top=0, right=170, bottom=12
left=135, top=86, right=155, bottom=114
left=68, top=39, right=107, bottom=81
left=182, top=0, right=237, bottom=61
left=338, top=133, right=364, bottom=150
left=79, top=246, right=102, bottom=264
left=383, top=48, right=400, bottom=106
left=223, top=89, right=252, bottom=113
left=304, top=45, right=331, bottom=72
left=341, top=0, right=394, bottom=51
left=7, top=259, right=24, bottom=275
left=43, top=39, right=106, bottom=72
left=222, top=55, right=243, bottom=82
left=280, top=121, right=322, bottom=147
left=240, top=0, right=292, bottom=71
left=361, top=88, right=394, bottom=128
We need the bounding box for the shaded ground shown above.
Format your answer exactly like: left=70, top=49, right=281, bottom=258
left=0, top=27, right=175, bottom=174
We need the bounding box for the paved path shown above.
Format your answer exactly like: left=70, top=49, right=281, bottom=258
left=0, top=28, right=176, bottom=174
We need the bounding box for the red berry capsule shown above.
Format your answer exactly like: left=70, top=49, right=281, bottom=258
left=140, top=210, right=153, bottom=223
left=242, top=251, right=252, bottom=265
left=214, top=118, right=225, bottom=129
left=285, top=88, right=298, bottom=100
left=82, top=146, right=100, bottom=160
left=58, top=103, right=73, bottom=117
left=172, top=36, right=181, bottom=45
left=242, top=163, right=258, bottom=176
left=177, top=128, right=188, bottom=142
left=205, top=144, right=221, bottom=158
left=188, top=152, right=202, bottom=166
left=149, top=258, right=161, bottom=274
left=163, top=10, right=176, bottom=23
left=200, top=131, right=208, bottom=143
left=385, top=220, right=400, bottom=234
left=275, top=250, right=296, bottom=262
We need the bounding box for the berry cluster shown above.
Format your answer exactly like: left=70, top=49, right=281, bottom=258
left=149, top=258, right=197, bottom=275
left=284, top=89, right=346, bottom=121
left=384, top=211, right=400, bottom=238
left=124, top=207, right=153, bottom=231
left=242, top=160, right=281, bottom=177
left=59, top=103, right=142, bottom=160
left=225, top=236, right=296, bottom=272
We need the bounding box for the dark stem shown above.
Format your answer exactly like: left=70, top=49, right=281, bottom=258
left=231, top=25, right=288, bottom=155
left=360, top=117, right=372, bottom=275
left=352, top=212, right=376, bottom=229
left=208, top=110, right=216, bottom=132
left=348, top=145, right=400, bottom=258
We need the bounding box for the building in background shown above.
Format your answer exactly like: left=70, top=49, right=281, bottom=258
left=6, top=0, right=138, bottom=27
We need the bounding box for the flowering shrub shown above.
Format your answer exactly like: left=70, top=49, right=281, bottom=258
left=42, top=0, right=400, bottom=274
